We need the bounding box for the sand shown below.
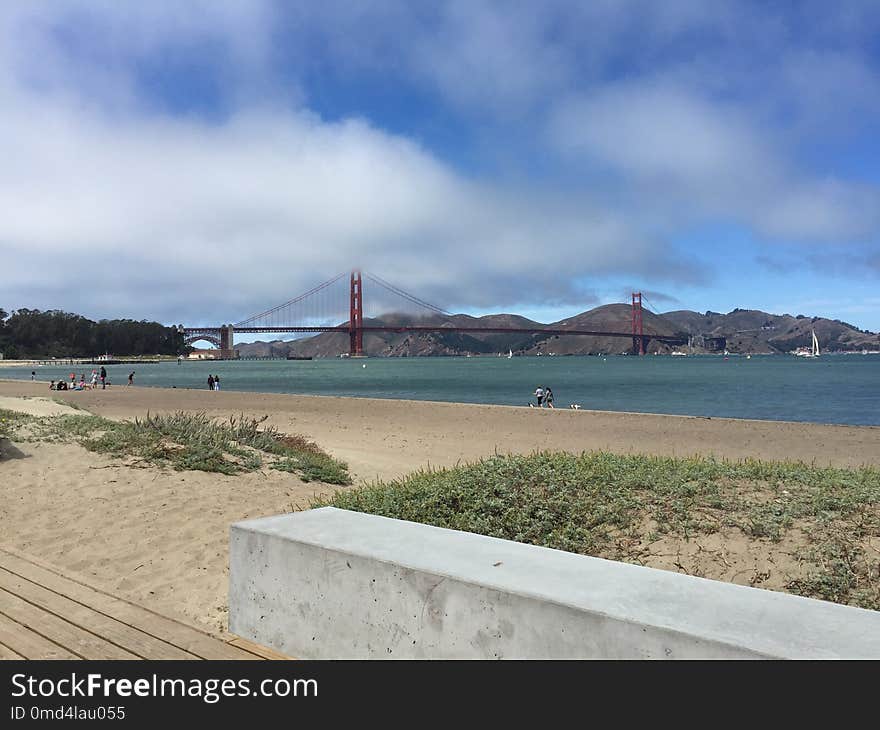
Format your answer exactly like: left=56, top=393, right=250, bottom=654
left=1, top=378, right=878, bottom=632
left=0, top=395, right=84, bottom=418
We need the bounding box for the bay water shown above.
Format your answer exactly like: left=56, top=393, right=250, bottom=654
left=4, top=354, right=880, bottom=426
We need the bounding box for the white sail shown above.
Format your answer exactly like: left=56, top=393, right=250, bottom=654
left=812, top=329, right=820, bottom=357
left=508, top=349, right=513, bottom=359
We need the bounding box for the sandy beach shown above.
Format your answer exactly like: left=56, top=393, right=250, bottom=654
left=1, top=378, right=879, bottom=632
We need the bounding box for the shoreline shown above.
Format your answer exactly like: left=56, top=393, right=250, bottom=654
left=0, top=359, right=174, bottom=367
left=2, top=381, right=878, bottom=633
left=3, top=350, right=880, bottom=367
left=2, top=375, right=878, bottom=432
left=2, top=379, right=878, bottom=474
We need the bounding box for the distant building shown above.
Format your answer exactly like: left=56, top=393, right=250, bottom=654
left=187, top=348, right=220, bottom=360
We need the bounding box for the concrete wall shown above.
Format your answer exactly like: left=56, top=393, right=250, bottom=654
left=229, top=507, right=880, bottom=659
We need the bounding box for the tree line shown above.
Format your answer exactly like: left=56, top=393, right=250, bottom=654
left=0, top=308, right=189, bottom=359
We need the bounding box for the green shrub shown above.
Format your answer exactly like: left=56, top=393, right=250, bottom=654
left=316, top=451, right=879, bottom=609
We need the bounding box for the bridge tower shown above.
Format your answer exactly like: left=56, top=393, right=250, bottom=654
left=349, top=271, right=364, bottom=357
left=631, top=292, right=645, bottom=355
left=219, top=324, right=235, bottom=359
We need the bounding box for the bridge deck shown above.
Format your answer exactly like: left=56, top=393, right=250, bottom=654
left=186, top=325, right=687, bottom=344
left=0, top=548, right=287, bottom=660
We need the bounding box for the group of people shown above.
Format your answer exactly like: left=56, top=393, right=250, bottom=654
left=207, top=374, right=221, bottom=391
left=49, top=367, right=109, bottom=391
left=532, top=385, right=554, bottom=408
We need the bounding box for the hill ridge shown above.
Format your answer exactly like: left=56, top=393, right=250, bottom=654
left=231, top=305, right=879, bottom=358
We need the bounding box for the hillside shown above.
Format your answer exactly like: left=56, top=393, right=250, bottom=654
left=662, top=309, right=879, bottom=354
left=529, top=304, right=682, bottom=355
left=232, top=305, right=878, bottom=358
left=236, top=313, right=549, bottom=359
left=234, top=306, right=683, bottom=357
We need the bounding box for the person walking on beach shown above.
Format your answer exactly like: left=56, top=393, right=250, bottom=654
left=213, top=374, right=220, bottom=391
left=207, top=374, right=214, bottom=391
left=31, top=371, right=35, bottom=381
left=100, top=366, right=106, bottom=389
left=544, top=386, right=555, bottom=409
left=128, top=371, right=135, bottom=386
left=534, top=386, right=544, bottom=408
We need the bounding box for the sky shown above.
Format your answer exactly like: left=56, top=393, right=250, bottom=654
left=1, top=1, right=880, bottom=333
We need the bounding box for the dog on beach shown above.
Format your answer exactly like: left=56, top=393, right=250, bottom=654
left=569, top=404, right=581, bottom=410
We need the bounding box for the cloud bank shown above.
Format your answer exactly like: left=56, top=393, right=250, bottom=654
left=1, top=1, right=879, bottom=328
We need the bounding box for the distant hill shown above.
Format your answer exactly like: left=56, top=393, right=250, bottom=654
left=232, top=306, right=681, bottom=358
left=232, top=305, right=879, bottom=358
left=662, top=308, right=879, bottom=354
left=534, top=304, right=682, bottom=355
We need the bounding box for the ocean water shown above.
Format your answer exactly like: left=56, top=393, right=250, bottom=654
left=5, top=354, right=880, bottom=426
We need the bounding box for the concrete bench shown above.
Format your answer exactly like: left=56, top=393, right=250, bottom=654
left=229, top=507, right=880, bottom=659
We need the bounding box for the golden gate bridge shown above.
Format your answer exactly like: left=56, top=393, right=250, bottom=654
left=180, top=271, right=688, bottom=358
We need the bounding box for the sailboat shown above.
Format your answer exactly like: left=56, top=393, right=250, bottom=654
left=794, top=330, right=820, bottom=358
left=508, top=349, right=513, bottom=359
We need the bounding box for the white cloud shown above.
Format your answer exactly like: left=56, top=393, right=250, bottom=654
left=0, top=84, right=699, bottom=324
left=548, top=81, right=880, bottom=242
left=2, top=1, right=879, bottom=330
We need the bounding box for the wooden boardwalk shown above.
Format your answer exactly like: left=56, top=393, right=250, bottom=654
left=0, top=548, right=287, bottom=660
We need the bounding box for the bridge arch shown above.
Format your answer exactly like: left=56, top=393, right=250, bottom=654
left=184, top=334, right=221, bottom=348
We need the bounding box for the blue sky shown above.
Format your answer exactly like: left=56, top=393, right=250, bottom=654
left=1, top=1, right=879, bottom=331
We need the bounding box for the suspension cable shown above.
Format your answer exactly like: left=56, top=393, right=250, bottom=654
left=234, top=272, right=348, bottom=327
left=363, top=272, right=451, bottom=316
left=640, top=294, right=661, bottom=316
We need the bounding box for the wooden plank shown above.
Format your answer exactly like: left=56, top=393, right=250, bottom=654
left=0, top=568, right=198, bottom=660
left=227, top=636, right=292, bottom=660
left=0, top=588, right=138, bottom=659
left=0, top=550, right=260, bottom=660
left=0, top=641, right=25, bottom=660
left=0, top=613, right=79, bottom=660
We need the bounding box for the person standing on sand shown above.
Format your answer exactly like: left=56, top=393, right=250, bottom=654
left=213, top=374, right=220, bottom=391
left=100, top=366, right=106, bottom=389
left=544, top=386, right=555, bottom=409
left=207, top=374, right=214, bottom=390
left=128, top=371, right=135, bottom=386
left=31, top=371, right=35, bottom=381
left=534, top=386, right=544, bottom=408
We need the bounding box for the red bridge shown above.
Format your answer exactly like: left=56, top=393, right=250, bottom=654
left=181, top=271, right=687, bottom=358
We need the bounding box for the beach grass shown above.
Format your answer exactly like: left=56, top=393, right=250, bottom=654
left=316, top=451, right=880, bottom=610
left=0, top=408, right=351, bottom=484
left=0, top=409, right=33, bottom=440
left=51, top=397, right=87, bottom=411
